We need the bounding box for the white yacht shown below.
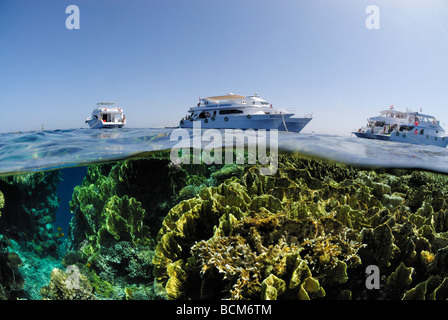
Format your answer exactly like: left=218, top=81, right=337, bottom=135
left=86, top=102, right=126, bottom=129
left=353, top=107, right=448, bottom=148
left=179, top=93, right=312, bottom=132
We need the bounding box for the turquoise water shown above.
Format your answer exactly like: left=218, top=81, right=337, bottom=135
left=1, top=127, right=448, bottom=175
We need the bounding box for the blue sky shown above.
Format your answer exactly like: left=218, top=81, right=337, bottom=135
left=1, top=0, right=447, bottom=135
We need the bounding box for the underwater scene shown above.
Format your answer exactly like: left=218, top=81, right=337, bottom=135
left=1, top=128, right=448, bottom=302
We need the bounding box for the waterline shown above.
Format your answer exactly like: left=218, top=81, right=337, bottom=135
left=170, top=122, right=278, bottom=175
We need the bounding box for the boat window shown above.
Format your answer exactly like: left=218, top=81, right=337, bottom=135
left=219, top=109, right=244, bottom=115
left=198, top=111, right=212, bottom=119
left=399, top=126, right=414, bottom=131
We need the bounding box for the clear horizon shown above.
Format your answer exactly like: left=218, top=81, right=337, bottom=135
left=1, top=0, right=447, bottom=136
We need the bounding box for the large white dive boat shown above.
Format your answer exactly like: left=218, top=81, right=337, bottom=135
left=86, top=102, right=126, bottom=129
left=352, top=107, right=448, bottom=148
left=179, top=93, right=312, bottom=132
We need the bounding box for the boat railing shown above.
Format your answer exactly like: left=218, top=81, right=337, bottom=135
left=270, top=108, right=296, bottom=114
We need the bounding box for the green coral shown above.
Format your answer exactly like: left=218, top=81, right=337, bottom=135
left=153, top=157, right=367, bottom=300
left=0, top=170, right=61, bottom=256
left=26, top=151, right=448, bottom=300
left=0, top=236, right=24, bottom=300
left=101, top=195, right=151, bottom=246
left=68, top=159, right=173, bottom=258
left=261, top=274, right=286, bottom=300
left=64, top=153, right=244, bottom=300
left=152, top=154, right=448, bottom=300
left=403, top=275, right=448, bottom=300
left=87, top=270, right=114, bottom=299
left=68, top=153, right=226, bottom=252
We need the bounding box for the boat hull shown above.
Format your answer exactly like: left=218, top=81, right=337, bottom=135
left=277, top=117, right=313, bottom=133
left=179, top=114, right=311, bottom=132
left=352, top=131, right=390, bottom=141
left=390, top=130, right=448, bottom=148
left=353, top=131, right=448, bottom=148
left=87, top=119, right=125, bottom=129
left=180, top=114, right=284, bottom=130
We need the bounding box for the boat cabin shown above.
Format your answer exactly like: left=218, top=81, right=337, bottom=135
left=86, top=101, right=126, bottom=129
left=93, top=102, right=124, bottom=123
left=185, top=93, right=278, bottom=121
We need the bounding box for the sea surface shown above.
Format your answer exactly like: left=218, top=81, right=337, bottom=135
left=1, top=127, right=448, bottom=175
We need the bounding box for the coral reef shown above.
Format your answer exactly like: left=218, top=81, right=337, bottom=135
left=0, top=170, right=61, bottom=256
left=0, top=235, right=24, bottom=299
left=67, top=154, right=219, bottom=252
left=4, top=151, right=448, bottom=300
left=152, top=159, right=364, bottom=300
left=63, top=153, right=230, bottom=299
left=40, top=267, right=96, bottom=300
left=152, top=154, right=448, bottom=300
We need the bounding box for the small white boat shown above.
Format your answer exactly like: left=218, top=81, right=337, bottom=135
left=352, top=107, right=448, bottom=148
left=179, top=93, right=312, bottom=132
left=85, top=102, right=126, bottom=129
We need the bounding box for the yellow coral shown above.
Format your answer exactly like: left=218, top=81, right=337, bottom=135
left=40, top=268, right=96, bottom=300
left=420, top=250, right=435, bottom=265
left=261, top=274, right=285, bottom=300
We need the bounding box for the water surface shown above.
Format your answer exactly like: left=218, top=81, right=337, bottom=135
left=1, top=128, right=447, bottom=175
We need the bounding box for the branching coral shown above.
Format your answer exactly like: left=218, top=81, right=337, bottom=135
left=191, top=234, right=299, bottom=299
left=188, top=211, right=363, bottom=300
left=40, top=267, right=96, bottom=300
